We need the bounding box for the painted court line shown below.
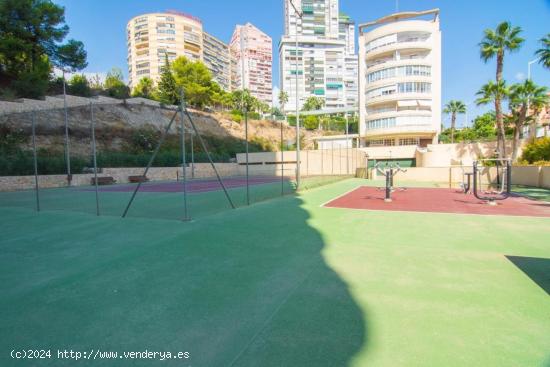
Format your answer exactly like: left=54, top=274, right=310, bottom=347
left=318, top=186, right=361, bottom=208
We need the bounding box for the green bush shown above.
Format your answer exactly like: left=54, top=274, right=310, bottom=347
left=248, top=112, right=261, bottom=120
left=230, top=113, right=242, bottom=123
left=68, top=74, right=92, bottom=97
left=250, top=136, right=276, bottom=152
left=520, top=137, right=550, bottom=164
left=303, top=115, right=319, bottom=130
left=0, top=131, right=277, bottom=175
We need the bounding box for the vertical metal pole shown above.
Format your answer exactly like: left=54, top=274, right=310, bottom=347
left=306, top=149, right=309, bottom=177
left=346, top=114, right=349, bottom=174
left=62, top=71, right=71, bottom=186
left=179, top=90, right=189, bottom=221
left=339, top=144, right=342, bottom=174
left=294, top=6, right=301, bottom=189
left=240, top=26, right=250, bottom=205
left=281, top=120, right=284, bottom=196
left=321, top=147, right=324, bottom=175
left=191, top=134, right=195, bottom=179
left=90, top=102, right=100, bottom=216
left=31, top=111, right=40, bottom=212
left=385, top=173, right=391, bottom=202
left=331, top=141, right=334, bottom=175
left=245, top=107, right=250, bottom=205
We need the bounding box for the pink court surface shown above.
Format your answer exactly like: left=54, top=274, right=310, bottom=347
left=324, top=186, right=550, bottom=217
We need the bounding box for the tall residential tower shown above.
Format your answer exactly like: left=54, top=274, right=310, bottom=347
left=229, top=23, right=273, bottom=106
left=358, top=9, right=441, bottom=147
left=126, top=11, right=232, bottom=91
left=279, top=0, right=358, bottom=112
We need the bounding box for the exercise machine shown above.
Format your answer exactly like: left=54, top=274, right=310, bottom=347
left=374, top=162, right=407, bottom=202
left=472, top=158, right=511, bottom=205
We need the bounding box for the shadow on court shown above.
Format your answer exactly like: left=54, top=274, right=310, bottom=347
left=506, top=255, right=550, bottom=295
left=0, top=194, right=367, bottom=366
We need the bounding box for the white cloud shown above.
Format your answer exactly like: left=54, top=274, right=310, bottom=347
left=515, top=72, right=526, bottom=81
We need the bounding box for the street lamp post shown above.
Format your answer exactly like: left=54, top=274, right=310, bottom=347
left=62, top=69, right=71, bottom=185
left=527, top=57, right=540, bottom=138
left=289, top=0, right=302, bottom=189
left=527, top=57, right=540, bottom=81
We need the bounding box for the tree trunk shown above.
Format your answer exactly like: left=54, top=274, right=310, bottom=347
left=495, top=53, right=506, bottom=158
left=451, top=113, right=456, bottom=143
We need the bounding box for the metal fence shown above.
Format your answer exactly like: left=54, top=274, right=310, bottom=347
left=0, top=95, right=363, bottom=221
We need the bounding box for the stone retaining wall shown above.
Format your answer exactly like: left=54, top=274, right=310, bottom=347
left=0, top=163, right=240, bottom=191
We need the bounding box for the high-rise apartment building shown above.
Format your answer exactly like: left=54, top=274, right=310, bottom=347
left=127, top=11, right=232, bottom=91
left=229, top=23, right=273, bottom=106
left=358, top=9, right=441, bottom=147
left=202, top=32, right=231, bottom=91
left=279, top=0, right=358, bottom=113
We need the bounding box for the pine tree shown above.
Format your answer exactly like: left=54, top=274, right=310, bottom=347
left=157, top=55, right=178, bottom=105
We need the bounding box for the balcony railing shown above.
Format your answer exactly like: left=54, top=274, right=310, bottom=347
left=365, top=124, right=435, bottom=134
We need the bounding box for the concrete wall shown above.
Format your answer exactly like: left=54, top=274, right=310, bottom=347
left=236, top=149, right=366, bottom=177
left=375, top=165, right=549, bottom=189
left=0, top=164, right=240, bottom=192
left=358, top=140, right=524, bottom=168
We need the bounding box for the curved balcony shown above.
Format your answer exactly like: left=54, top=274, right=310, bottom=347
left=365, top=109, right=431, bottom=122
left=364, top=124, right=437, bottom=138
left=366, top=92, right=432, bottom=106
left=366, top=58, right=431, bottom=73
left=365, top=41, right=432, bottom=60
left=365, top=75, right=432, bottom=91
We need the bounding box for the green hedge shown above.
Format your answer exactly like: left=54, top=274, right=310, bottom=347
left=0, top=150, right=236, bottom=176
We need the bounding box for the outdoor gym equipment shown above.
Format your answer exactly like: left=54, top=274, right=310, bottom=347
left=472, top=158, right=511, bottom=205
left=374, top=162, right=407, bottom=202
left=457, top=161, right=474, bottom=194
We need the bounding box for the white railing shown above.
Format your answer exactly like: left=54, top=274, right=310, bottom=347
left=365, top=124, right=435, bottom=134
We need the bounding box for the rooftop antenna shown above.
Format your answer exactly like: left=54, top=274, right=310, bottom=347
left=396, top=0, right=399, bottom=12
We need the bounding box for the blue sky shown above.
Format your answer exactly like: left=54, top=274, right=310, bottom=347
left=55, top=0, right=550, bottom=126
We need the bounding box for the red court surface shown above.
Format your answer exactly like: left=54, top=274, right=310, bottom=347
left=324, top=186, right=550, bottom=217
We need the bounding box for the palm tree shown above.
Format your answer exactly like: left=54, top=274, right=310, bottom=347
left=476, top=80, right=509, bottom=150
left=479, top=21, right=524, bottom=158
left=278, top=90, right=289, bottom=120
left=510, top=79, right=550, bottom=160
left=443, top=100, right=466, bottom=143
left=535, top=33, right=550, bottom=70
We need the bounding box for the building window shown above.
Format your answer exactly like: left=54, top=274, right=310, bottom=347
left=367, top=139, right=395, bottom=147
left=367, top=65, right=431, bottom=83
left=397, top=82, right=431, bottom=94
left=399, top=138, right=420, bottom=146
left=366, top=117, right=396, bottom=130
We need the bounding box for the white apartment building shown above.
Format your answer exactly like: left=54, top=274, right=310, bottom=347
left=229, top=23, right=273, bottom=107
left=279, top=0, right=358, bottom=113
left=126, top=11, right=231, bottom=92
left=358, top=9, right=441, bottom=147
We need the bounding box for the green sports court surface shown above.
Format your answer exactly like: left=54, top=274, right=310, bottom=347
left=1, top=178, right=549, bottom=366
